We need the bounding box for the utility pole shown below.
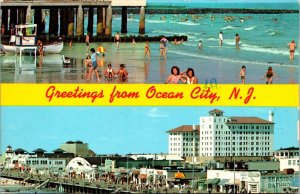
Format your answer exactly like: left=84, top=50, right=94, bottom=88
left=126, top=155, right=129, bottom=191
left=233, top=156, right=236, bottom=194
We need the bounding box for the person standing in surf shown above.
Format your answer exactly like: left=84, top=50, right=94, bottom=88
left=219, top=31, right=223, bottom=46
left=114, top=32, right=121, bottom=48
left=235, top=33, right=240, bottom=48
left=288, top=40, right=296, bottom=60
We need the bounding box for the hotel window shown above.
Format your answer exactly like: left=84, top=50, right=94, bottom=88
left=239, top=126, right=242, bottom=129
left=229, top=126, right=231, bottom=129
left=209, top=125, right=211, bottom=129
left=221, top=125, right=223, bottom=129
left=288, top=160, right=291, bottom=165
left=293, top=160, right=296, bottom=165
left=251, top=126, right=254, bottom=129
left=256, top=126, right=259, bottom=129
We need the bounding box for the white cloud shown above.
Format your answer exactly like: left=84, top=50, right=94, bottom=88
left=146, top=108, right=169, bottom=118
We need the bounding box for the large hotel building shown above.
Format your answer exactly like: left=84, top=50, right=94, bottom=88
left=167, top=109, right=274, bottom=161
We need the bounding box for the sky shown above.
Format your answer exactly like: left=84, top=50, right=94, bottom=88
left=1, top=107, right=298, bottom=155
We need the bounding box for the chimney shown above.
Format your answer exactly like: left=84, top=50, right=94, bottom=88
left=268, top=110, right=274, bottom=122
left=193, top=124, right=196, bottom=131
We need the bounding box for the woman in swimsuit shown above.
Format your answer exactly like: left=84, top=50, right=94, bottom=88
left=165, top=66, right=185, bottom=84
left=182, top=68, right=198, bottom=84
left=261, top=66, right=277, bottom=84
left=159, top=43, right=166, bottom=60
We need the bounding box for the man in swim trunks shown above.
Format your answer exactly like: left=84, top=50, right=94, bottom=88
left=114, top=32, right=121, bottom=48
left=288, top=40, right=296, bottom=60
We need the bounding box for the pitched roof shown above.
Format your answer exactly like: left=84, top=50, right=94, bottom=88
left=276, top=147, right=299, bottom=151
left=167, top=125, right=200, bottom=133
left=32, top=148, right=47, bottom=153
left=52, top=148, right=65, bottom=153
left=13, top=148, right=28, bottom=153
left=209, top=109, right=224, bottom=114
left=226, top=117, right=274, bottom=124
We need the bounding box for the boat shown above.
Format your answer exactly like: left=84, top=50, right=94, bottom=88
left=0, top=23, right=63, bottom=54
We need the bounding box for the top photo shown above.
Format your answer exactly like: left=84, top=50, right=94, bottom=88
left=0, top=0, right=298, bottom=84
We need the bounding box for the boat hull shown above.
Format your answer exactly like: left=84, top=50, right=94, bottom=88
left=0, top=42, right=63, bottom=54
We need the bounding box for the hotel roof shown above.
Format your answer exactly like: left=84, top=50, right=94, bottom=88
left=226, top=117, right=274, bottom=124
left=209, top=109, right=224, bottom=114
left=167, top=125, right=200, bottom=133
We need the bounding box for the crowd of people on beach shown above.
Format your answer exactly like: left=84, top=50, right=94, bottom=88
left=76, top=28, right=295, bottom=84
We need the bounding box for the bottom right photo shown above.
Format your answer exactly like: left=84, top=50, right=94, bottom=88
left=0, top=107, right=298, bottom=193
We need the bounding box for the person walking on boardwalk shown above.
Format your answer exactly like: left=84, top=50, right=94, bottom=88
left=240, top=65, right=246, bottom=84
left=261, top=66, right=277, bottom=84
left=288, top=40, right=296, bottom=60
left=144, top=41, right=151, bottom=60
left=88, top=48, right=100, bottom=82
left=114, top=32, right=121, bottom=48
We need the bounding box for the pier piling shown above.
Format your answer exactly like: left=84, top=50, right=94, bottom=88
left=97, top=7, right=104, bottom=36
left=67, top=8, right=74, bottom=37
left=87, top=7, right=94, bottom=36
left=76, top=4, right=83, bottom=37
left=49, top=8, right=58, bottom=36
left=121, top=6, right=127, bottom=34
left=104, top=5, right=112, bottom=36
left=139, top=6, right=145, bottom=34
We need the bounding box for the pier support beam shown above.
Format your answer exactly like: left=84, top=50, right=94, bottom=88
left=121, top=6, right=127, bottom=34
left=67, top=8, right=74, bottom=36
left=139, top=6, right=145, bottom=34
left=76, top=5, right=83, bottom=37
left=60, top=8, right=68, bottom=36
left=18, top=7, right=26, bottom=24
left=26, top=5, right=32, bottom=24
left=49, top=8, right=58, bottom=36
left=34, top=8, right=43, bottom=35
left=10, top=9, right=18, bottom=31
left=104, top=6, right=112, bottom=36
left=2, top=8, right=8, bottom=35
left=97, top=7, right=103, bottom=36
left=87, top=7, right=94, bottom=36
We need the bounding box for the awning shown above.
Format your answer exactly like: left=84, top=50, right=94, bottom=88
left=218, top=179, right=230, bottom=186
left=204, top=178, right=220, bottom=185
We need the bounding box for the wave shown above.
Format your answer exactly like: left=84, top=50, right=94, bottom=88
left=221, top=25, right=237, bottom=30
left=244, top=26, right=256, bottom=31
left=147, top=20, right=167, bottom=24
left=170, top=21, right=200, bottom=26
left=168, top=50, right=298, bottom=68
left=207, top=37, right=219, bottom=41
left=240, top=43, right=296, bottom=56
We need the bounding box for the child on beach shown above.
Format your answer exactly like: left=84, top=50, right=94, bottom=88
left=114, top=32, right=121, bottom=48
left=117, top=64, right=128, bottom=82
left=88, top=48, right=100, bottom=82
left=84, top=55, right=92, bottom=80
left=240, top=65, right=246, bottom=84
left=165, top=66, right=185, bottom=84
left=261, top=66, right=277, bottom=84
left=144, top=41, right=151, bottom=60
left=104, top=64, right=115, bottom=82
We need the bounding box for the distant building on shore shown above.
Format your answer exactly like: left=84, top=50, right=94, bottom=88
left=61, top=140, right=89, bottom=157
left=167, top=125, right=199, bottom=158
left=273, top=147, right=299, bottom=160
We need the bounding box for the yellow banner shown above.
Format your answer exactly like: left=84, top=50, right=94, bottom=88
left=0, top=84, right=298, bottom=106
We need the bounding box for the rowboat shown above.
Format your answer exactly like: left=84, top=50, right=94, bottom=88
left=1, top=42, right=63, bottom=54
